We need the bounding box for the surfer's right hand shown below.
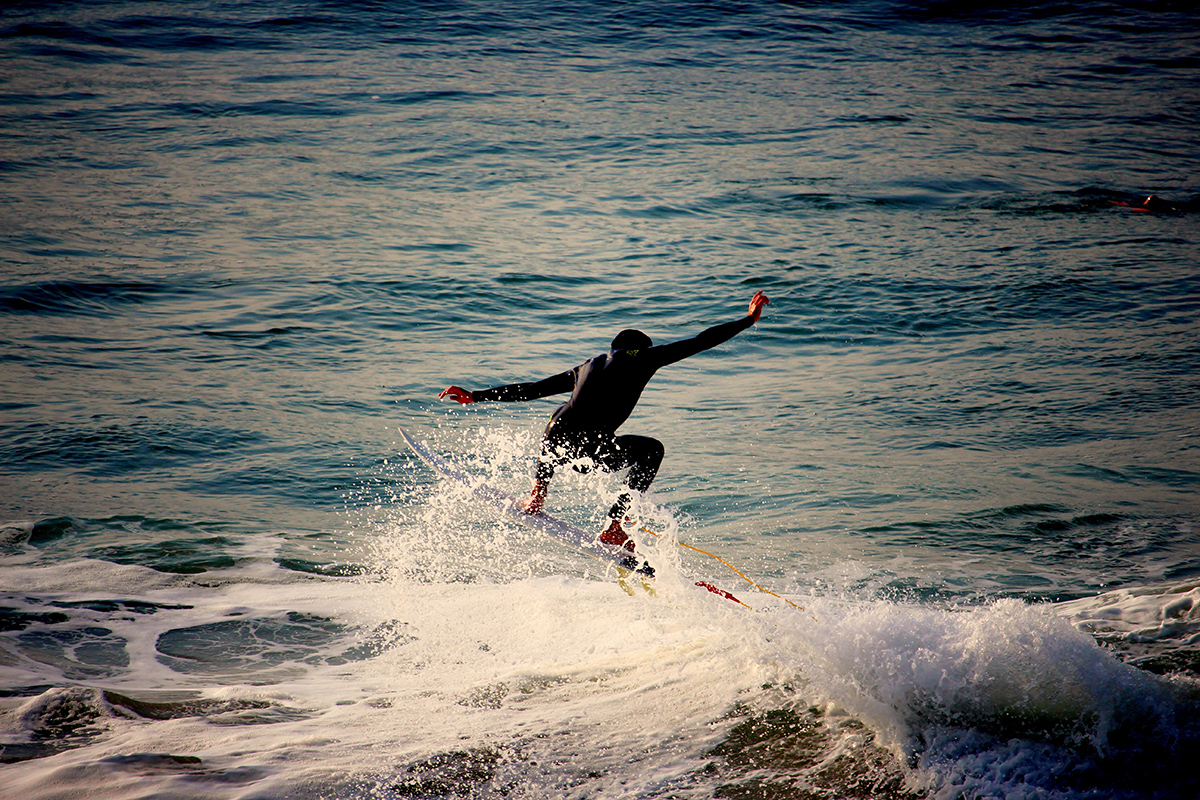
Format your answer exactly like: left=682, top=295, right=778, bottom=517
left=748, top=290, right=769, bottom=322
left=439, top=386, right=474, bottom=404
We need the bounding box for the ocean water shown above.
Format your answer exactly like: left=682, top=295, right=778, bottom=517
left=2, top=1, right=1199, bottom=798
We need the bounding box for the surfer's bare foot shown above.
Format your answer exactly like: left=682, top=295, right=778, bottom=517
left=599, top=518, right=636, bottom=552
left=520, top=481, right=548, bottom=515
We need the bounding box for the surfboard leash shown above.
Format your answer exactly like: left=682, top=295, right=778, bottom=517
left=635, top=524, right=806, bottom=613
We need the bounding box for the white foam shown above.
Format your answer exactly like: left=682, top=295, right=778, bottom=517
left=0, top=546, right=777, bottom=798
left=4, top=454, right=1198, bottom=800
left=776, top=593, right=1200, bottom=798
left=1060, top=581, right=1200, bottom=645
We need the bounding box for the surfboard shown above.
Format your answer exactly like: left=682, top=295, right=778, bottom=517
left=400, top=428, right=751, bottom=606
left=399, top=428, right=652, bottom=574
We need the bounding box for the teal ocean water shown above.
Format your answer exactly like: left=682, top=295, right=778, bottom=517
left=2, top=2, right=1198, bottom=798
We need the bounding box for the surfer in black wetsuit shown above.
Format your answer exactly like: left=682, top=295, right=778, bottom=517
left=439, top=291, right=769, bottom=555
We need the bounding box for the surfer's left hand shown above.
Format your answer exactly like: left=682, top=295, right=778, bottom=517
left=439, top=386, right=474, bottom=404
left=748, top=290, right=769, bottom=322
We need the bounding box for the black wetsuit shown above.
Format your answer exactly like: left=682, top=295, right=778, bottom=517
left=472, top=312, right=758, bottom=520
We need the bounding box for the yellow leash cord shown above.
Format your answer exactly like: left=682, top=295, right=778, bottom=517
left=636, top=524, right=806, bottom=613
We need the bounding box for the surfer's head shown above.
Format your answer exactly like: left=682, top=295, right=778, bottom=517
left=611, top=329, right=653, bottom=351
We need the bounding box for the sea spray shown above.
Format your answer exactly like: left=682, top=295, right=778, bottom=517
left=775, top=595, right=1200, bottom=798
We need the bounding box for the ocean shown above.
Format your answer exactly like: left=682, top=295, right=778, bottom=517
left=1, top=1, right=1198, bottom=798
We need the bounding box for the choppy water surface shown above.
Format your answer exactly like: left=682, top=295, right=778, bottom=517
left=2, top=2, right=1199, bottom=798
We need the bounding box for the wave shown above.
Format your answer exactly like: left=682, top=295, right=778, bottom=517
left=2, top=542, right=1199, bottom=798
left=0, top=280, right=182, bottom=317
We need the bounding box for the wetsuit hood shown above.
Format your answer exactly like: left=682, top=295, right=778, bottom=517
left=611, top=329, right=653, bottom=351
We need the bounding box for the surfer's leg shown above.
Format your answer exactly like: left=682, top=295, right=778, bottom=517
left=521, top=446, right=556, bottom=514
left=597, top=435, right=663, bottom=549
left=604, top=435, right=663, bottom=518
left=621, top=435, right=664, bottom=495
left=522, top=429, right=582, bottom=514
left=520, top=478, right=549, bottom=515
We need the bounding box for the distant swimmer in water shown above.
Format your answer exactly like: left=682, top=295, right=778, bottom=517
left=1112, top=194, right=1196, bottom=213
left=439, top=291, right=769, bottom=555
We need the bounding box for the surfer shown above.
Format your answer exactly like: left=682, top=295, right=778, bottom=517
left=439, top=290, right=769, bottom=555
left=1111, top=193, right=1197, bottom=213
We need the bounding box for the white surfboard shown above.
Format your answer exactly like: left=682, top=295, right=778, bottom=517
left=400, top=428, right=748, bottom=606
left=400, top=428, right=651, bottom=573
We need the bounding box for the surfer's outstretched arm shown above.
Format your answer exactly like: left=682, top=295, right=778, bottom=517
left=650, top=290, right=769, bottom=367
left=440, top=370, right=574, bottom=405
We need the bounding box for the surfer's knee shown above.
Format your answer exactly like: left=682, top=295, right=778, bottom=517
left=632, top=436, right=664, bottom=473
left=621, top=438, right=662, bottom=495
left=617, top=434, right=663, bottom=463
